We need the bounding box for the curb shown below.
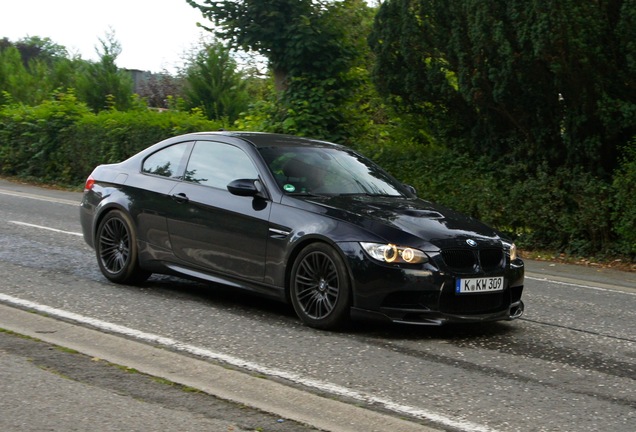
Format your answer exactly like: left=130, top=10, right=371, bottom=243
left=0, top=303, right=436, bottom=432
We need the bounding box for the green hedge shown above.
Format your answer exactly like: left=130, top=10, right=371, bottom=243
left=613, top=138, right=636, bottom=255
left=1, top=93, right=634, bottom=258
left=359, top=135, right=635, bottom=258
left=0, top=92, right=90, bottom=182
left=0, top=93, right=222, bottom=186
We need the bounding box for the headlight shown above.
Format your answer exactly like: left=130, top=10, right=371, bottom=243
left=360, top=242, right=428, bottom=264
left=509, top=243, right=518, bottom=261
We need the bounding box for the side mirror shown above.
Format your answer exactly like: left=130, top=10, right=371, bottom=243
left=227, top=179, right=264, bottom=198
left=404, top=184, right=417, bottom=196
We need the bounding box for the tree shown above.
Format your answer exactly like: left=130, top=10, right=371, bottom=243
left=75, top=30, right=133, bottom=112
left=186, top=0, right=375, bottom=142
left=182, top=41, right=250, bottom=123
left=0, top=37, right=80, bottom=106
left=187, top=0, right=359, bottom=91
left=369, top=0, right=636, bottom=176
left=0, top=46, right=36, bottom=104
left=13, top=36, right=68, bottom=66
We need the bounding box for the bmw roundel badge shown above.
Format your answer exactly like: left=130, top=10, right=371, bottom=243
left=466, top=239, right=477, bottom=247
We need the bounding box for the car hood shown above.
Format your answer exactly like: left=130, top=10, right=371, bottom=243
left=302, top=195, right=504, bottom=250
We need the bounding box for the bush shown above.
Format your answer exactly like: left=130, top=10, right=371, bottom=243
left=66, top=108, right=222, bottom=183
left=0, top=93, right=222, bottom=186
left=504, top=164, right=613, bottom=255
left=356, top=135, right=503, bottom=224
left=357, top=134, right=618, bottom=257
left=612, top=138, right=636, bottom=255
left=0, top=91, right=90, bottom=181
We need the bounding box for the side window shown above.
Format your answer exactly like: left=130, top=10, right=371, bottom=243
left=185, top=141, right=258, bottom=189
left=142, top=142, right=193, bottom=179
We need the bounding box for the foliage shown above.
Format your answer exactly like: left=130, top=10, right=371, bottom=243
left=187, top=0, right=376, bottom=142
left=187, top=0, right=359, bottom=86
left=74, top=30, right=134, bottom=112
left=0, top=46, right=41, bottom=105
left=0, top=91, right=91, bottom=181
left=237, top=73, right=363, bottom=143
left=503, top=165, right=613, bottom=255
left=366, top=0, right=635, bottom=258
left=0, top=92, right=222, bottom=185
left=5, top=36, right=69, bottom=65
left=1, top=33, right=135, bottom=112
left=0, top=42, right=80, bottom=106
left=612, top=138, right=636, bottom=255
left=361, top=136, right=616, bottom=256
left=181, top=41, right=250, bottom=124
left=369, top=0, right=636, bottom=176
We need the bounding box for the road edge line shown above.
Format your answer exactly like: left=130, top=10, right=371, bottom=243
left=0, top=303, right=437, bottom=432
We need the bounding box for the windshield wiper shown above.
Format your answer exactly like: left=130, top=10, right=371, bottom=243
left=368, top=193, right=402, bottom=197
left=287, top=191, right=327, bottom=198
left=337, top=192, right=402, bottom=198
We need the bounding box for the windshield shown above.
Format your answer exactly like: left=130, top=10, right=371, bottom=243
left=258, top=146, right=411, bottom=197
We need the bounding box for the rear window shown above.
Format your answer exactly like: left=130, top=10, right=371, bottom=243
left=142, top=142, right=193, bottom=179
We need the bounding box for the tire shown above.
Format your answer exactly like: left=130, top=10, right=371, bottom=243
left=290, top=243, right=351, bottom=330
left=95, top=210, right=150, bottom=284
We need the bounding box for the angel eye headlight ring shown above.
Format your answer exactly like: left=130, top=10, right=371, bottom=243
left=360, top=242, right=428, bottom=264
left=383, top=244, right=398, bottom=262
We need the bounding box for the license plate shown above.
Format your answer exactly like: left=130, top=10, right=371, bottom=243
left=455, top=276, right=504, bottom=294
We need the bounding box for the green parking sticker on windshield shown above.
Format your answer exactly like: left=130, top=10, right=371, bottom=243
left=283, top=184, right=296, bottom=192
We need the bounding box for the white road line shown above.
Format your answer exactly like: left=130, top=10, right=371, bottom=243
left=9, top=220, right=83, bottom=237
left=0, top=189, right=79, bottom=206
left=526, top=275, right=636, bottom=296
left=0, top=293, right=497, bottom=432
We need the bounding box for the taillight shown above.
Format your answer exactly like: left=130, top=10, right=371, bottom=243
left=84, top=176, right=95, bottom=192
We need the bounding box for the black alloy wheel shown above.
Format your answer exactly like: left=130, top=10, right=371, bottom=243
left=95, top=210, right=150, bottom=284
left=290, top=243, right=351, bottom=330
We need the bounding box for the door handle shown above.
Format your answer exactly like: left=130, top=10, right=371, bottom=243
left=170, top=192, right=189, bottom=204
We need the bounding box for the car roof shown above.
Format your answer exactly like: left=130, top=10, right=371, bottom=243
left=188, top=131, right=344, bottom=150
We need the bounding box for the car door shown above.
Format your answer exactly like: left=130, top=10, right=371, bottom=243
left=134, top=140, right=194, bottom=252
left=165, top=140, right=271, bottom=282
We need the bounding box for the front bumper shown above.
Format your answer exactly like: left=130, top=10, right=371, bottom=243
left=338, top=242, right=525, bottom=326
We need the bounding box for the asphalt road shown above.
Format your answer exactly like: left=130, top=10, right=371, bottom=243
left=0, top=178, right=634, bottom=432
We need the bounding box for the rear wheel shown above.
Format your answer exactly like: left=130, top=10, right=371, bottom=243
left=95, top=210, right=150, bottom=284
left=290, top=243, right=351, bottom=330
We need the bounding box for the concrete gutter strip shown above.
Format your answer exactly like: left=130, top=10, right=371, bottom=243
left=0, top=304, right=436, bottom=432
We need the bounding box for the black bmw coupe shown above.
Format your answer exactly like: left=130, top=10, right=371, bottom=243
left=80, top=131, right=524, bottom=329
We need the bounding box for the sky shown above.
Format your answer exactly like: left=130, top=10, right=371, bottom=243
left=1, top=0, right=210, bottom=73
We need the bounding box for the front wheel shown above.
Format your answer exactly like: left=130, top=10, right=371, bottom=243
left=95, top=210, right=150, bottom=284
left=290, top=243, right=351, bottom=330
